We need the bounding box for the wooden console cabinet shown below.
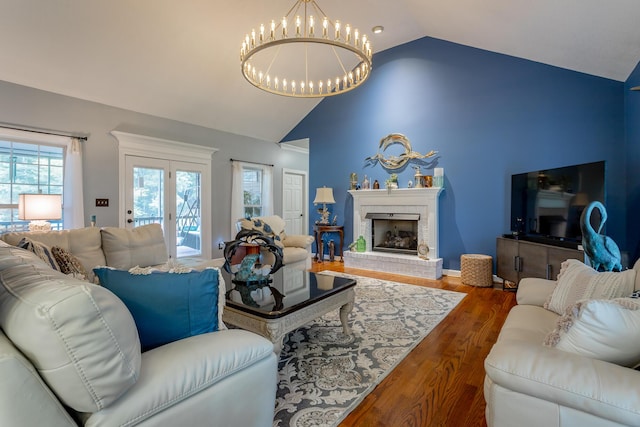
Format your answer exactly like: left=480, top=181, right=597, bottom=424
left=496, top=237, right=584, bottom=290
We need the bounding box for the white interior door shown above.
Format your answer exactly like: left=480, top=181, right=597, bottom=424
left=282, top=169, right=307, bottom=234
left=124, top=155, right=209, bottom=259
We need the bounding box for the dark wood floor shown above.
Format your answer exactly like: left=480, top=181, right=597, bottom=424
left=308, top=261, right=517, bottom=427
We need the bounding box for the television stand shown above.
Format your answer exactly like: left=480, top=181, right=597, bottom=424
left=496, top=236, right=584, bottom=290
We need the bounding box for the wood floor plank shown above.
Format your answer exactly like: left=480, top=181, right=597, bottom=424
left=309, top=260, right=516, bottom=427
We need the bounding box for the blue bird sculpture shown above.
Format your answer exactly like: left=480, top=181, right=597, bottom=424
left=580, top=201, right=622, bottom=272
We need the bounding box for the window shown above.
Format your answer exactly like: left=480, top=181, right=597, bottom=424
left=0, top=139, right=64, bottom=232
left=243, top=166, right=264, bottom=217
left=230, top=160, right=273, bottom=238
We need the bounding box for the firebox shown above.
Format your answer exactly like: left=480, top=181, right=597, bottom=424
left=365, top=213, right=420, bottom=255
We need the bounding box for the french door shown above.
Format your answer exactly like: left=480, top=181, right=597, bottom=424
left=124, top=155, right=209, bottom=259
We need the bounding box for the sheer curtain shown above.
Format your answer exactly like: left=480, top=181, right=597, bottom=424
left=262, top=164, right=274, bottom=216
left=230, top=160, right=244, bottom=238
left=63, top=137, right=85, bottom=229
left=230, top=160, right=274, bottom=239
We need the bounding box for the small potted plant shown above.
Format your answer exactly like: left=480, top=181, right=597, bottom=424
left=385, top=173, right=398, bottom=189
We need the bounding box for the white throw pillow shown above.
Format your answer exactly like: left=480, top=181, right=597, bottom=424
left=544, top=298, right=640, bottom=367
left=544, top=259, right=636, bottom=315
left=0, top=243, right=141, bottom=412
left=101, top=223, right=168, bottom=270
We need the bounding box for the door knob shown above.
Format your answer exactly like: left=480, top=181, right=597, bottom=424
left=127, top=219, right=133, bottom=223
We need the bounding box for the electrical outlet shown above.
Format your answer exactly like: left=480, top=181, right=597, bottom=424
left=95, top=198, right=109, bottom=207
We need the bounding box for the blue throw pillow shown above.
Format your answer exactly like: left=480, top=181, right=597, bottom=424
left=93, top=267, right=220, bottom=351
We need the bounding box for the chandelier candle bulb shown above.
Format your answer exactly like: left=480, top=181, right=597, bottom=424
left=296, top=16, right=301, bottom=36
left=309, top=15, right=315, bottom=36
left=335, top=20, right=341, bottom=40
left=282, top=17, right=287, bottom=37
left=323, top=17, right=328, bottom=37
left=346, top=24, right=351, bottom=42
left=270, top=20, right=275, bottom=39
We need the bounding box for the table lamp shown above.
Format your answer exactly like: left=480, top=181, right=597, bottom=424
left=313, top=187, right=335, bottom=224
left=18, top=193, right=62, bottom=231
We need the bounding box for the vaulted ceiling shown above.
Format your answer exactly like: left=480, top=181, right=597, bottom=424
left=1, top=0, right=639, bottom=142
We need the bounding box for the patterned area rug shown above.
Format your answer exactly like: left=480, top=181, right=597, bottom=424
left=273, top=272, right=465, bottom=427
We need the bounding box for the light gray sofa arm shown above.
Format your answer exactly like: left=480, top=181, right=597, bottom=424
left=83, top=329, right=277, bottom=427
left=0, top=332, right=77, bottom=427
left=516, top=277, right=557, bottom=306
left=485, top=340, right=640, bottom=426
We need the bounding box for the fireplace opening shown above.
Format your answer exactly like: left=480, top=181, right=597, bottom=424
left=366, top=213, right=420, bottom=255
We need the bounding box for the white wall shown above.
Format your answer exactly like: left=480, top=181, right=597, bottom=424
left=0, top=80, right=309, bottom=258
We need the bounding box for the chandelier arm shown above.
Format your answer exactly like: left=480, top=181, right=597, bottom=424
left=284, top=1, right=301, bottom=20
left=331, top=45, right=349, bottom=76
left=305, top=43, right=309, bottom=84
left=264, top=44, right=282, bottom=78
left=309, top=1, right=328, bottom=24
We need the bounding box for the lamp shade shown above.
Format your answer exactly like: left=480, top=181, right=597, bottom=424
left=18, top=194, right=62, bottom=220
left=313, top=187, right=336, bottom=205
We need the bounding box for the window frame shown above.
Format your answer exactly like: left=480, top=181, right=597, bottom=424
left=0, top=129, right=68, bottom=232
left=242, top=165, right=265, bottom=218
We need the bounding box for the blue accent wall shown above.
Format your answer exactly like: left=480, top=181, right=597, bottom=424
left=626, top=60, right=640, bottom=265
left=284, top=36, right=627, bottom=270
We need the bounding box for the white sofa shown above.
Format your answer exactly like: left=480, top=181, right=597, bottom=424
left=237, top=215, right=314, bottom=270
left=0, top=225, right=277, bottom=427
left=484, top=262, right=640, bottom=427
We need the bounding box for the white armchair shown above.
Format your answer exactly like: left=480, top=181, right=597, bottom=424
left=237, top=215, right=314, bottom=270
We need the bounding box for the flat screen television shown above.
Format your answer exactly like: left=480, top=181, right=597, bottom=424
left=510, top=161, right=605, bottom=248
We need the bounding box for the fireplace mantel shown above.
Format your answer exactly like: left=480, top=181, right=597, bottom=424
left=348, top=187, right=443, bottom=256
left=347, top=187, right=444, bottom=279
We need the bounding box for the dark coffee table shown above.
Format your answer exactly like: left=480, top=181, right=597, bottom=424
left=223, top=270, right=356, bottom=355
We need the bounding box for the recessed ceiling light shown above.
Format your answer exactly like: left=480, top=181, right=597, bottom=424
left=372, top=25, right=384, bottom=34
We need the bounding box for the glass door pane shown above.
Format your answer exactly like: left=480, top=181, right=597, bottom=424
left=175, top=169, right=202, bottom=257
left=133, top=166, right=164, bottom=229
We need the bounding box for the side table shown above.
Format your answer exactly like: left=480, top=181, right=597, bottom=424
left=313, top=224, right=344, bottom=263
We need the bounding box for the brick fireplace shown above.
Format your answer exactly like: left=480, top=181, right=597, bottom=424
left=345, top=187, right=443, bottom=279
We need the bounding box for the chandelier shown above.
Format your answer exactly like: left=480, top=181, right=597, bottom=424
left=240, top=0, right=373, bottom=98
